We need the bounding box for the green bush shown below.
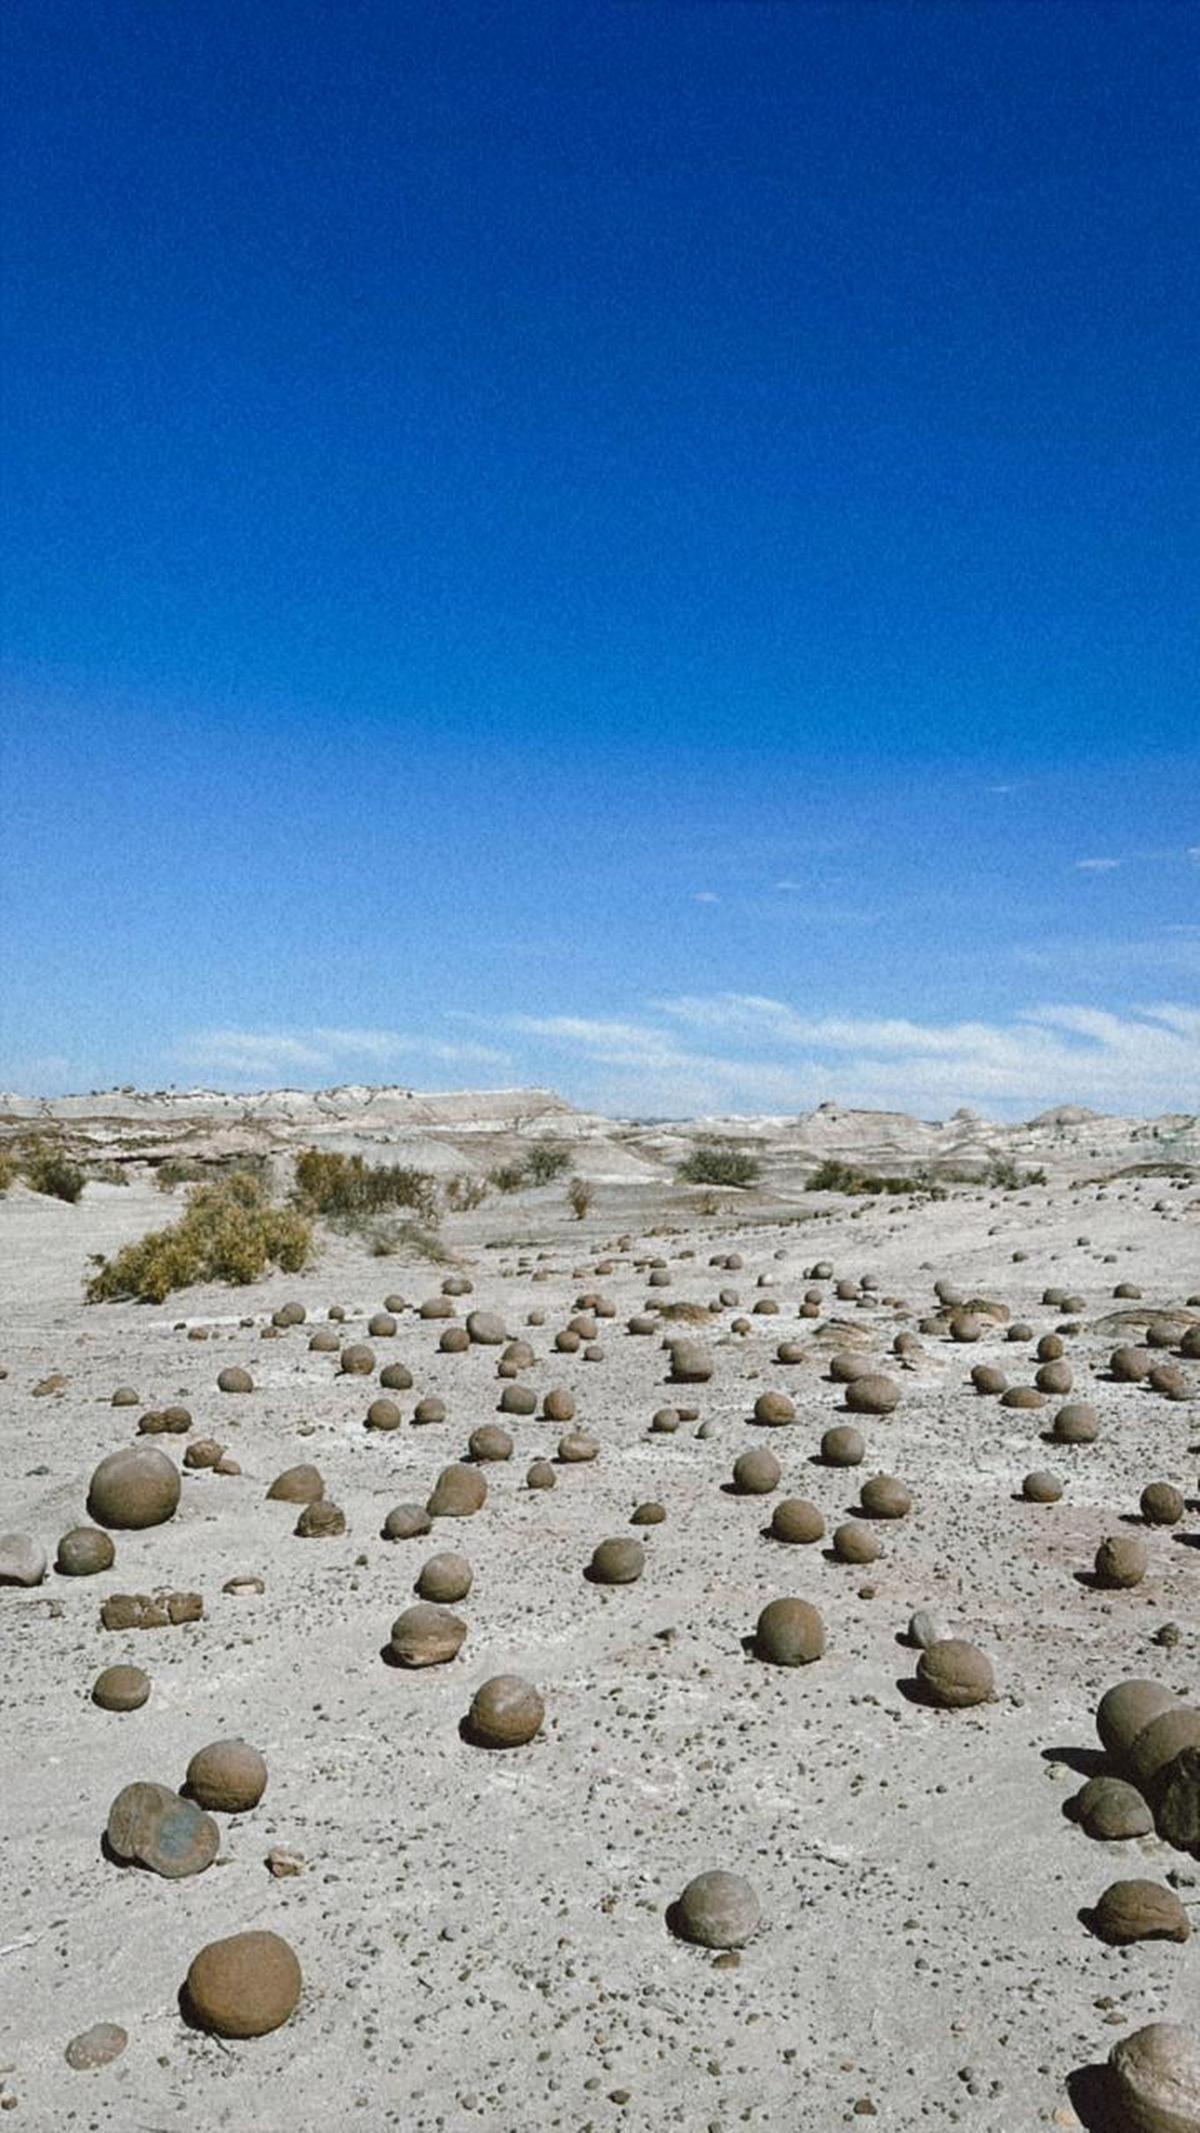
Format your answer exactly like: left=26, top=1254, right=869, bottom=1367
left=487, top=1162, right=528, bottom=1194
left=293, top=1147, right=438, bottom=1225
left=22, top=1141, right=85, bottom=1202
left=86, top=1172, right=313, bottom=1303
left=986, top=1157, right=1048, bottom=1190
left=155, top=1156, right=208, bottom=1191
left=676, top=1142, right=763, bottom=1189
left=806, top=1159, right=929, bottom=1196
left=523, top=1140, right=572, bottom=1185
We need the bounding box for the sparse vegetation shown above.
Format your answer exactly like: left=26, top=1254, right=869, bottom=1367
left=86, top=1172, right=313, bottom=1303
left=806, top=1159, right=929, bottom=1196
left=676, top=1141, right=763, bottom=1189
left=985, top=1157, right=1048, bottom=1190
left=366, top=1218, right=452, bottom=1262
left=442, top=1172, right=490, bottom=1213
left=155, top=1157, right=208, bottom=1191
left=292, top=1147, right=438, bottom=1225
left=566, top=1175, right=594, bottom=1220
left=18, top=1138, right=86, bottom=1202
left=487, top=1139, right=573, bottom=1193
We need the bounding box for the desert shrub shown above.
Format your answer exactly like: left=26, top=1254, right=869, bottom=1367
left=987, top=1157, right=1047, bottom=1190
left=488, top=1162, right=528, bottom=1194
left=676, top=1142, right=762, bottom=1189
left=86, top=1172, right=313, bottom=1303
left=293, top=1147, right=438, bottom=1224
left=21, top=1140, right=85, bottom=1202
left=523, top=1140, right=572, bottom=1185
left=367, top=1218, right=452, bottom=1263
left=87, top=1160, right=129, bottom=1186
left=0, top=1152, right=16, bottom=1195
left=156, top=1157, right=208, bottom=1191
left=806, top=1160, right=929, bottom=1196
left=442, top=1173, right=489, bottom=1213
left=567, top=1176, right=594, bottom=1220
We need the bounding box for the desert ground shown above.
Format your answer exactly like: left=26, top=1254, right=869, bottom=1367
left=0, top=1090, right=1196, bottom=2131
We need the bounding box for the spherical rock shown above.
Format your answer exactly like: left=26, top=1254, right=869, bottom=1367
left=440, top=1325, right=470, bottom=1354
left=1090, top=1878, right=1190, bottom=1945
left=832, top=1521, right=880, bottom=1565
left=732, top=1448, right=781, bottom=1496
left=367, top=1312, right=397, bottom=1339
left=542, top=1388, right=576, bottom=1422
left=1095, top=1534, right=1148, bottom=1589
left=91, top=1663, right=150, bottom=1711
left=1141, top=1482, right=1185, bottom=1526
left=1000, top=1385, right=1047, bottom=1410
left=1074, top=1775, right=1153, bottom=1840
left=1128, top=1707, right=1200, bottom=1796
left=379, top=1361, right=414, bottom=1390
left=1108, top=2022, right=1200, bottom=2133
left=1023, top=1470, right=1064, bottom=1503
left=558, top=1431, right=599, bottom=1463
left=339, top=1343, right=376, bottom=1375
left=106, top=1781, right=219, bottom=1878
left=0, top=1533, right=47, bottom=1585
left=468, top=1424, right=512, bottom=1463
left=631, top=1501, right=666, bottom=1526
left=755, top=1596, right=824, bottom=1666
left=668, top=1341, right=713, bottom=1384
left=821, top=1425, right=865, bottom=1467
left=184, top=1930, right=301, bottom=2039
left=413, top=1395, right=447, bottom=1427
left=266, top=1464, right=324, bottom=1503
left=845, top=1374, right=900, bottom=1415
left=466, top=1674, right=544, bottom=1748
left=308, top=1328, right=340, bottom=1352
left=1111, top=1344, right=1151, bottom=1382
left=382, top=1503, right=432, bottom=1540
left=588, top=1537, right=645, bottom=1584
left=770, top=1498, right=825, bottom=1544
left=87, top=1447, right=180, bottom=1531
left=1051, top=1401, right=1098, bottom=1444
left=829, top=1351, right=876, bottom=1383
left=294, top=1500, right=345, bottom=1538
left=917, top=1639, right=995, bottom=1709
left=388, top=1602, right=467, bottom=1667
left=970, top=1364, right=1007, bottom=1395
left=526, top=1460, right=557, bottom=1490
left=671, top=1870, right=760, bottom=1950
left=416, top=1551, right=472, bottom=1603
left=753, top=1391, right=795, bottom=1427
left=467, top=1310, right=507, bottom=1345
left=1155, top=1746, right=1200, bottom=1856
left=427, top=1464, right=487, bottom=1518
left=55, top=1526, right=115, bottom=1576
left=500, top=1383, right=537, bottom=1416
left=365, top=1397, right=403, bottom=1432
left=859, top=1473, right=911, bottom=1520
left=651, top=1405, right=682, bottom=1434
left=1097, top=1679, right=1175, bottom=1763
left=186, top=1739, right=268, bottom=1814
left=217, top=1366, right=254, bottom=1394
left=906, top=1610, right=943, bottom=1650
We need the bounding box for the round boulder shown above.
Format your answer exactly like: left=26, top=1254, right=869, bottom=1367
left=1108, top=2023, right=1200, bottom=2133
left=671, top=1870, right=760, bottom=1950
left=91, top=1663, right=150, bottom=1712
left=106, top=1781, right=218, bottom=1878
left=186, top=1739, right=267, bottom=1814
left=916, top=1639, right=995, bottom=1709
left=427, top=1464, right=487, bottom=1518
left=466, top=1674, right=544, bottom=1748
left=56, top=1526, right=115, bottom=1576
left=755, top=1597, right=824, bottom=1666
left=770, top=1498, right=825, bottom=1544
left=87, top=1447, right=180, bottom=1531
left=588, top=1537, right=644, bottom=1585
left=388, top=1603, right=467, bottom=1668
left=184, top=1930, right=301, bottom=2039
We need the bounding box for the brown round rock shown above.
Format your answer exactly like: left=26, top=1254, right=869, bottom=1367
left=1090, top=1879, right=1190, bottom=1945
left=367, top=1312, right=397, bottom=1339
left=56, top=1526, right=115, bottom=1576
left=416, top=1551, right=472, bottom=1603
left=970, top=1364, right=1007, bottom=1395
left=770, top=1498, right=825, bottom=1544
left=1036, top=1358, right=1073, bottom=1395
left=821, top=1425, right=865, bottom=1467
left=631, top=1501, right=666, bottom=1526
left=755, top=1596, right=824, bottom=1666
left=1095, top=1534, right=1148, bottom=1589
left=832, top=1520, right=880, bottom=1565
left=186, top=1739, right=267, bottom=1813
left=526, top=1459, right=557, bottom=1489
left=1111, top=1344, right=1151, bottom=1382
left=216, top=1366, right=254, bottom=1394
left=558, top=1431, right=599, bottom=1463
left=466, top=1674, right=544, bottom=1747
left=859, top=1473, right=911, bottom=1520
left=413, top=1395, right=447, bottom=1426
left=427, top=1464, right=487, bottom=1518
left=267, top=1464, right=324, bottom=1503
left=365, top=1397, right=403, bottom=1432
left=753, top=1391, right=795, bottom=1427
left=106, top=1781, right=219, bottom=1878
left=1097, top=1679, right=1175, bottom=1764
left=65, top=2021, right=128, bottom=2071
left=1128, top=1707, right=1200, bottom=1796
left=339, top=1343, right=376, bottom=1375
left=382, top=1502, right=432, bottom=1540
left=388, top=1602, right=467, bottom=1667
left=468, top=1424, right=513, bottom=1462
left=500, top=1383, right=537, bottom=1415
left=87, top=1446, right=180, bottom=1531
left=1141, top=1482, right=1185, bottom=1525
left=379, top=1360, right=414, bottom=1390
left=1023, top=1470, right=1064, bottom=1503
left=91, top=1663, right=150, bottom=1712
left=542, top=1387, right=576, bottom=1422
left=917, top=1639, right=995, bottom=1709
left=294, top=1499, right=345, bottom=1538
left=733, top=1448, right=781, bottom=1496
left=589, top=1537, right=645, bottom=1584
left=845, top=1374, right=900, bottom=1415
left=308, top=1328, right=340, bottom=1352
left=672, top=1870, right=760, bottom=1949
left=1074, top=1775, right=1153, bottom=1841
left=1051, top=1401, right=1098, bottom=1444
left=185, top=1929, right=302, bottom=2038
left=668, top=1341, right=713, bottom=1384
left=1108, top=2022, right=1200, bottom=2133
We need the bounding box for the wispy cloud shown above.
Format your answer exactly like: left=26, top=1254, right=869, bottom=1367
left=693, top=891, right=720, bottom=905
left=1075, top=857, right=1121, bottom=872
left=175, top=1027, right=511, bottom=1082
left=481, top=996, right=1200, bottom=1119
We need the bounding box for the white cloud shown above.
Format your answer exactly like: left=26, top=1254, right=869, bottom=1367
left=1075, top=857, right=1121, bottom=872
left=693, top=891, right=720, bottom=905
left=175, top=1027, right=511, bottom=1081
left=482, top=996, right=1200, bottom=1119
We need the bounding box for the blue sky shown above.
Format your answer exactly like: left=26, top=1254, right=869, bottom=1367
left=1, top=0, right=1196, bottom=1118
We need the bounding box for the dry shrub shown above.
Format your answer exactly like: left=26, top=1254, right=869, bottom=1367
left=293, top=1147, right=437, bottom=1225
left=86, top=1172, right=312, bottom=1304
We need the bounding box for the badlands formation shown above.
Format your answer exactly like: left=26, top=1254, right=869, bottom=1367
left=0, top=1086, right=1197, bottom=2130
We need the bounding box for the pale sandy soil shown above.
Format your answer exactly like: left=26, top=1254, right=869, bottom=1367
left=0, top=1165, right=1196, bottom=2131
